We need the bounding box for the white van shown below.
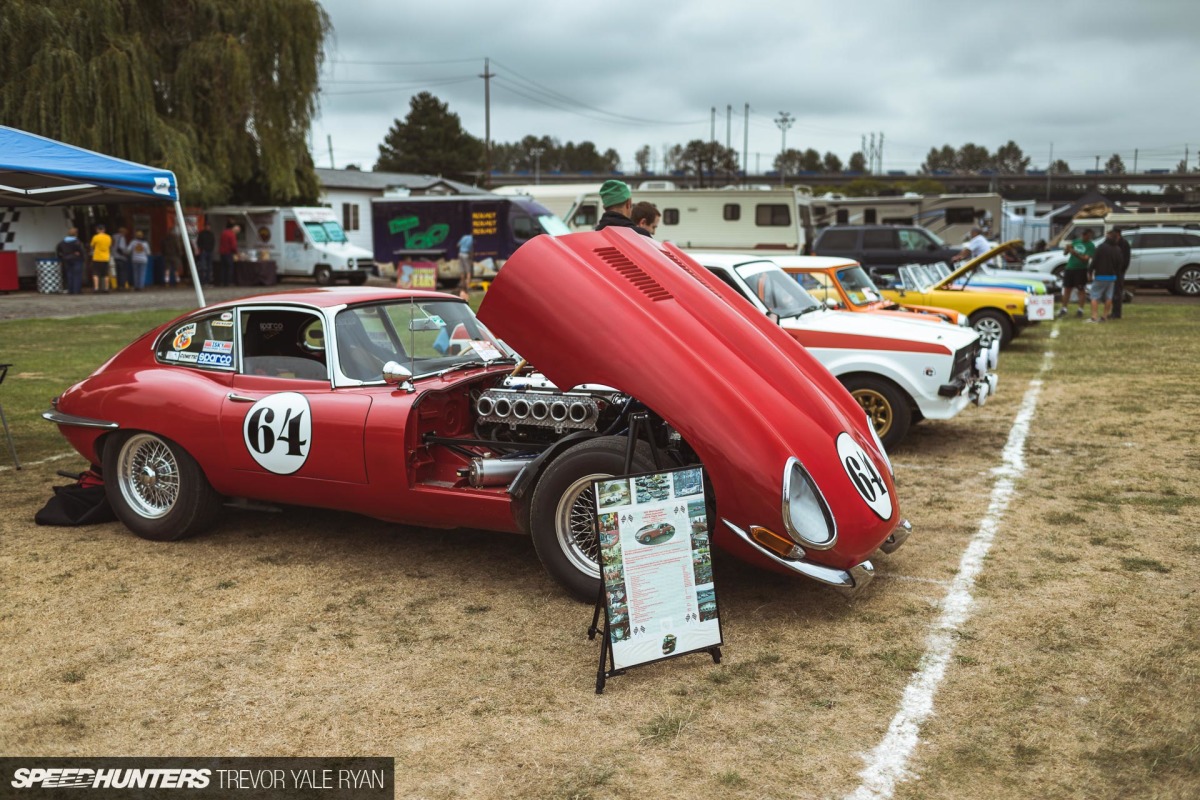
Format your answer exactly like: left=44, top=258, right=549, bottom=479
left=205, top=206, right=375, bottom=285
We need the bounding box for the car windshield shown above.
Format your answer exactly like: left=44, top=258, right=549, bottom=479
left=735, top=263, right=822, bottom=317
left=334, top=299, right=513, bottom=382
left=304, top=221, right=348, bottom=244
left=834, top=266, right=883, bottom=306
left=538, top=214, right=571, bottom=236
left=898, top=264, right=936, bottom=292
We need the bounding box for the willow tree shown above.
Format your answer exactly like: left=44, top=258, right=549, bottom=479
left=0, top=0, right=329, bottom=205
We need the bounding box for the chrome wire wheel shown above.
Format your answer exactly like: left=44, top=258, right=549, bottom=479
left=116, top=433, right=180, bottom=519
left=973, top=315, right=1005, bottom=344
left=553, top=472, right=606, bottom=580
left=853, top=388, right=893, bottom=439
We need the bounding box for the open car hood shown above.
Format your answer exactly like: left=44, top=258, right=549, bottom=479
left=932, top=239, right=1023, bottom=290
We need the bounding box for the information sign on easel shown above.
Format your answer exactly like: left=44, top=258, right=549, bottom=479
left=588, top=453, right=723, bottom=693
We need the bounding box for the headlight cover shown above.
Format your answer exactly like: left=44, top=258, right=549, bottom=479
left=782, top=457, right=837, bottom=550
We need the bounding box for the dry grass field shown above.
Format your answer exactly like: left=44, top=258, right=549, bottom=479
left=1, top=295, right=1196, bottom=799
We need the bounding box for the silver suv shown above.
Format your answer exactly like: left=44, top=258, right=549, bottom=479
left=1123, top=227, right=1200, bottom=296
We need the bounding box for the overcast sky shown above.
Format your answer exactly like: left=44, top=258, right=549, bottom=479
left=311, top=0, right=1200, bottom=177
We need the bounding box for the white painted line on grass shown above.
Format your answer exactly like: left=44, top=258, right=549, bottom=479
left=845, top=347, right=1053, bottom=800
left=0, top=452, right=79, bottom=473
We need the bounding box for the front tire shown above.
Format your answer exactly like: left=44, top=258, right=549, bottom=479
left=1172, top=264, right=1200, bottom=296
left=314, top=265, right=333, bottom=286
left=102, top=432, right=222, bottom=541
left=347, top=272, right=368, bottom=286
left=841, top=375, right=911, bottom=450
left=528, top=436, right=656, bottom=601
left=970, top=309, right=1013, bottom=347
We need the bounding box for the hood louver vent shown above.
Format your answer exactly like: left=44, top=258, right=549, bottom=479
left=594, top=246, right=672, bottom=302
left=660, top=251, right=723, bottom=298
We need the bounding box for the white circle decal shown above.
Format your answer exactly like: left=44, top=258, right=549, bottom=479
left=836, top=432, right=893, bottom=520
left=243, top=392, right=312, bottom=475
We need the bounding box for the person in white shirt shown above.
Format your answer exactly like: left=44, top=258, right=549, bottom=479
left=953, top=227, right=991, bottom=263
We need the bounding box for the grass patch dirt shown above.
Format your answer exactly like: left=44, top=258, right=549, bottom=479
left=0, top=298, right=1197, bottom=798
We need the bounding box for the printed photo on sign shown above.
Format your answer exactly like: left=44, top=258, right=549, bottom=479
left=242, top=392, right=312, bottom=475
left=595, top=466, right=722, bottom=671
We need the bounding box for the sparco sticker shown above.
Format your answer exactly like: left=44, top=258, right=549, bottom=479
left=836, top=432, right=892, bottom=520
left=242, top=393, right=311, bottom=475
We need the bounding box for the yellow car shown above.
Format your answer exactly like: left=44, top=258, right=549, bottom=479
left=876, top=242, right=1052, bottom=346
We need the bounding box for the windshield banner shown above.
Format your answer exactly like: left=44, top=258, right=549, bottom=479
left=594, top=466, right=722, bottom=671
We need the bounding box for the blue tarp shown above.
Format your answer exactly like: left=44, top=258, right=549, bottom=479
left=0, top=125, right=179, bottom=206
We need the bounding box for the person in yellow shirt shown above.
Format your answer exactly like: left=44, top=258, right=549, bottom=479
left=89, top=224, right=112, bottom=293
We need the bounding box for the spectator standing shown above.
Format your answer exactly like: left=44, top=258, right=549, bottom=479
left=55, top=227, right=86, bottom=295
left=89, top=224, right=112, bottom=293
left=456, top=232, right=473, bottom=301
left=632, top=201, right=661, bottom=237
left=129, top=230, right=151, bottom=291
left=953, top=226, right=991, bottom=263
left=1085, top=230, right=1122, bottom=324
left=196, top=224, right=216, bottom=285
left=1056, top=228, right=1094, bottom=318
left=1111, top=228, right=1131, bottom=319
left=162, top=228, right=183, bottom=287
left=217, top=223, right=240, bottom=287
left=112, top=226, right=132, bottom=290
left=594, top=180, right=651, bottom=237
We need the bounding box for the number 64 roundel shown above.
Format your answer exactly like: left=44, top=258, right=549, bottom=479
left=243, top=392, right=312, bottom=475
left=836, top=432, right=893, bottom=520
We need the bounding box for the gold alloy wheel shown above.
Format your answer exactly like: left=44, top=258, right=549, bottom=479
left=852, top=388, right=893, bottom=439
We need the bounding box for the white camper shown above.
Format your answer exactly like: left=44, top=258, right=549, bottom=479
left=564, top=187, right=808, bottom=252
left=812, top=193, right=1003, bottom=246
left=205, top=206, right=375, bottom=285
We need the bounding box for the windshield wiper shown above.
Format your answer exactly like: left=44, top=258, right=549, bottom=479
left=435, top=357, right=516, bottom=377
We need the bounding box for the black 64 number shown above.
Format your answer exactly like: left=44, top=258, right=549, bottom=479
left=247, top=406, right=308, bottom=456
left=844, top=454, right=887, bottom=502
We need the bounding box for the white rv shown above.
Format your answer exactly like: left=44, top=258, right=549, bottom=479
left=564, top=187, right=809, bottom=252
left=205, top=206, right=375, bottom=285
left=812, top=193, right=1003, bottom=246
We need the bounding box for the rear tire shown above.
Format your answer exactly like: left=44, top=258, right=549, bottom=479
left=841, top=376, right=911, bottom=450
left=1172, top=264, right=1200, bottom=296
left=314, top=265, right=333, bottom=286
left=529, top=436, right=656, bottom=601
left=102, top=432, right=222, bottom=541
left=969, top=309, right=1013, bottom=347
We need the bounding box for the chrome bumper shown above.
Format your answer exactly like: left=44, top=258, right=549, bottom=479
left=725, top=520, right=875, bottom=592
left=878, top=518, right=913, bottom=554
left=41, top=409, right=119, bottom=429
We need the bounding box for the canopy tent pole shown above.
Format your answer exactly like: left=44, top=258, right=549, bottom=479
left=174, top=199, right=205, bottom=307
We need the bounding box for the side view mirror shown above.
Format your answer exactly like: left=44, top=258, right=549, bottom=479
left=824, top=297, right=841, bottom=309
left=382, top=361, right=414, bottom=392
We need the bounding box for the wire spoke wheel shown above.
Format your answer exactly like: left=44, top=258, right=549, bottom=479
left=554, top=473, right=606, bottom=579
left=117, top=433, right=181, bottom=519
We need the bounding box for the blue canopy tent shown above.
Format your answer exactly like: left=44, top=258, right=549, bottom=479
left=0, top=125, right=205, bottom=306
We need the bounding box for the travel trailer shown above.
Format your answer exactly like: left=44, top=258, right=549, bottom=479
left=812, top=194, right=1003, bottom=246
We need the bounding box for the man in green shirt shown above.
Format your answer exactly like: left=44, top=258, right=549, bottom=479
left=1057, top=228, right=1095, bottom=318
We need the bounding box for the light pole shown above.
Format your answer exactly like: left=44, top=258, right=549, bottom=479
left=774, top=112, right=794, bottom=187
left=530, top=147, right=545, bottom=185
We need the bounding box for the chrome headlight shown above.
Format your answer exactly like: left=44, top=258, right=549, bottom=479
left=988, top=339, right=1000, bottom=370
left=958, top=315, right=969, bottom=327
left=782, top=457, right=837, bottom=550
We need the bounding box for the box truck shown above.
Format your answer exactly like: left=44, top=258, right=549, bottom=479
left=204, top=206, right=376, bottom=285
left=370, top=195, right=567, bottom=286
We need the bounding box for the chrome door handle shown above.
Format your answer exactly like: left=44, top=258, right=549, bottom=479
left=227, top=393, right=257, bottom=403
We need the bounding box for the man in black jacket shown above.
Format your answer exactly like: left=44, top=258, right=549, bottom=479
left=1085, top=230, right=1123, bottom=323
left=594, top=180, right=651, bottom=237
left=1110, top=228, right=1131, bottom=319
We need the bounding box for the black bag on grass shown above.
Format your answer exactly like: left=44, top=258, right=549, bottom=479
left=34, top=468, right=117, bottom=526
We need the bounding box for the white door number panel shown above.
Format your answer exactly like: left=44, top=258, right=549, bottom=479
left=243, top=392, right=312, bottom=475
left=836, top=432, right=893, bottom=520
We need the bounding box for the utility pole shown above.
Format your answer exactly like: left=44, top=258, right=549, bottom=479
left=743, top=103, right=749, bottom=186
left=1095, top=155, right=1101, bottom=171
left=726, top=105, right=732, bottom=183
left=710, top=107, right=716, bottom=143
left=775, top=111, right=794, bottom=187
left=1046, top=142, right=1053, bottom=201
left=530, top=147, right=544, bottom=185
left=327, top=135, right=334, bottom=169
left=480, top=58, right=494, bottom=188
left=878, top=132, right=885, bottom=173
left=1133, top=148, right=1138, bottom=174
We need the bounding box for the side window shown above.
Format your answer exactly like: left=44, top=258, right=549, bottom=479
left=342, top=203, right=360, bottom=232
left=572, top=203, right=598, bottom=228
left=723, top=204, right=740, bottom=221
left=662, top=208, right=680, bottom=226
left=864, top=209, right=877, bottom=224
left=1182, top=234, right=1200, bottom=247
left=705, top=268, right=753, bottom=303
left=284, top=220, right=304, bottom=243
left=897, top=229, right=929, bottom=251
left=817, top=229, right=857, bottom=250
left=156, top=311, right=237, bottom=371
left=1140, top=233, right=1176, bottom=249
left=863, top=230, right=896, bottom=250
left=1123, top=234, right=1140, bottom=248
left=836, top=209, right=849, bottom=224
left=944, top=207, right=977, bottom=224
left=240, top=309, right=328, bottom=381
left=511, top=214, right=538, bottom=242
left=755, top=204, right=791, bottom=227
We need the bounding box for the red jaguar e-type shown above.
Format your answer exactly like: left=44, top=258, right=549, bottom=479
left=45, top=229, right=908, bottom=599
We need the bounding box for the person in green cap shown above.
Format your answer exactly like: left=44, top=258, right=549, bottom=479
left=595, top=179, right=652, bottom=237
